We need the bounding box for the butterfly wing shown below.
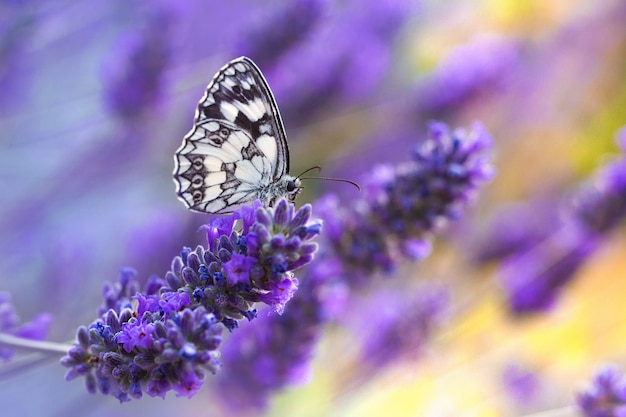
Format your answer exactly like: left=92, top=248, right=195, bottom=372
left=173, top=57, right=290, bottom=214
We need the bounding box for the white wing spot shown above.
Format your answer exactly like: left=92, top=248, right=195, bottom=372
left=237, top=98, right=265, bottom=122
left=220, top=101, right=239, bottom=122
left=205, top=121, right=220, bottom=132
left=235, top=160, right=264, bottom=184
left=204, top=171, right=227, bottom=187
left=256, top=135, right=278, bottom=165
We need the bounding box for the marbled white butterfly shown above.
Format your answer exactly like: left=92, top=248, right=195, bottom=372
left=173, top=57, right=300, bottom=214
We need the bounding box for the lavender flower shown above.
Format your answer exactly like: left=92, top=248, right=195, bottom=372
left=101, top=7, right=174, bottom=120
left=502, top=363, right=539, bottom=405
left=499, top=132, right=626, bottom=314
left=233, top=0, right=327, bottom=68
left=270, top=0, right=416, bottom=125
left=165, top=199, right=321, bottom=329
left=499, top=221, right=600, bottom=314
left=417, top=35, right=521, bottom=115
left=0, top=292, right=52, bottom=361
left=358, top=285, right=449, bottom=366
left=320, top=121, right=494, bottom=283
left=469, top=197, right=562, bottom=264
left=61, top=200, right=321, bottom=401
left=61, top=268, right=221, bottom=402
left=578, top=365, right=626, bottom=417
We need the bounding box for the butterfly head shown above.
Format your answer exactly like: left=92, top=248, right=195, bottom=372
left=285, top=177, right=302, bottom=202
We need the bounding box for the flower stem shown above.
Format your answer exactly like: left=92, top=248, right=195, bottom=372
left=0, top=332, right=71, bottom=355
left=521, top=405, right=577, bottom=417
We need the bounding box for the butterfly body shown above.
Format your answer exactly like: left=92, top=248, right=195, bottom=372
left=174, top=57, right=300, bottom=214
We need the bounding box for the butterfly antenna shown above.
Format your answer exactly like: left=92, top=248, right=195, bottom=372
left=299, top=176, right=361, bottom=191
left=297, top=165, right=360, bottom=191
left=296, top=165, right=323, bottom=178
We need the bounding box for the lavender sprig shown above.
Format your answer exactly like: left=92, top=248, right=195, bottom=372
left=319, top=121, right=494, bottom=283
left=61, top=200, right=321, bottom=402
left=166, top=199, right=321, bottom=329
left=233, top=0, right=327, bottom=68
left=101, top=6, right=174, bottom=120
left=0, top=292, right=52, bottom=361
left=499, top=131, right=626, bottom=314
left=358, top=285, right=449, bottom=366
left=577, top=365, right=626, bottom=417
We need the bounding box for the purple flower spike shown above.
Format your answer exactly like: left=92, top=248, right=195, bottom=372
left=0, top=292, right=52, bottom=361
left=234, top=0, right=327, bottom=68
left=320, top=122, right=494, bottom=284
left=578, top=365, right=626, bottom=417
left=358, top=285, right=449, bottom=367
left=101, top=6, right=176, bottom=120
left=166, top=200, right=321, bottom=323
left=499, top=221, right=600, bottom=314
left=417, top=35, right=521, bottom=113
left=61, top=271, right=222, bottom=402
left=63, top=200, right=321, bottom=401
left=499, top=133, right=626, bottom=315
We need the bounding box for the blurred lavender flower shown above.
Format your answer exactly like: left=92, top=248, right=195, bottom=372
left=270, top=0, right=418, bottom=125
left=0, top=3, right=36, bottom=110
left=101, top=6, right=175, bottom=121
left=416, top=35, right=521, bottom=116
left=61, top=200, right=321, bottom=401
left=578, top=365, right=626, bottom=417
left=499, top=221, right=599, bottom=314
left=358, top=285, right=449, bottom=366
left=215, top=121, right=493, bottom=411
left=499, top=130, right=626, bottom=314
left=233, top=0, right=327, bottom=69
left=0, top=292, right=52, bottom=361
left=502, top=363, right=539, bottom=405
left=469, top=197, right=562, bottom=264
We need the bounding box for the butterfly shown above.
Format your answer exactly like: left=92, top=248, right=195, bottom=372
left=173, top=56, right=301, bottom=214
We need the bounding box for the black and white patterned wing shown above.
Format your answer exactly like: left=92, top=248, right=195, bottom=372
left=173, top=57, right=290, bottom=214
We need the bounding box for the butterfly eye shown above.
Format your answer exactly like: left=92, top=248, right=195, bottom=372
left=286, top=180, right=297, bottom=192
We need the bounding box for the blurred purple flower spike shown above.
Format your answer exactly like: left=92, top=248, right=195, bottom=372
left=101, top=5, right=177, bottom=120
left=500, top=130, right=626, bottom=315
left=270, top=0, right=419, bottom=124
left=216, top=255, right=345, bottom=411
left=0, top=292, right=52, bottom=361
left=233, top=0, right=328, bottom=68
left=578, top=365, right=626, bottom=417
left=417, top=35, right=521, bottom=114
left=502, top=363, right=539, bottom=405
left=358, top=285, right=449, bottom=367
